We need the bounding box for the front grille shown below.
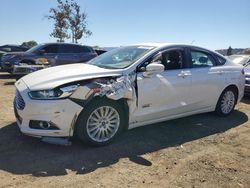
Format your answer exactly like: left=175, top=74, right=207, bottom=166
left=14, top=105, right=23, bottom=124
left=15, top=90, right=25, bottom=110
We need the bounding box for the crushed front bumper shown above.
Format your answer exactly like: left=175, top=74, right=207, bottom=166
left=14, top=79, right=83, bottom=138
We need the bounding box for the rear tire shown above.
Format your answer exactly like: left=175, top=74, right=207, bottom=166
left=75, top=98, right=126, bottom=146
left=215, top=88, right=237, bottom=116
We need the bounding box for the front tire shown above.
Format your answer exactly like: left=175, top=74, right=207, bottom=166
left=215, top=88, right=237, bottom=116
left=75, top=98, right=126, bottom=146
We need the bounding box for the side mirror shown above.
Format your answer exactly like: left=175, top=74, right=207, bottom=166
left=143, top=63, right=165, bottom=77
left=39, top=49, right=45, bottom=55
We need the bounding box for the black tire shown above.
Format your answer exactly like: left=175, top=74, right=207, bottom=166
left=75, top=98, right=126, bottom=146
left=215, top=88, right=237, bottom=116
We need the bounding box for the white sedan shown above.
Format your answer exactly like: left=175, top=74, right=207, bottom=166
left=14, top=43, right=245, bottom=146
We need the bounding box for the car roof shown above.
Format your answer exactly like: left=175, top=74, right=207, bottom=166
left=39, top=42, right=93, bottom=47
left=129, top=42, right=211, bottom=49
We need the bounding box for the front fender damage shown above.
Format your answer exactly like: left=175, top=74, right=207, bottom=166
left=41, top=74, right=137, bottom=145
left=69, top=73, right=137, bottom=128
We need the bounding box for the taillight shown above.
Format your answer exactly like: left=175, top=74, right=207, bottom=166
left=241, top=68, right=245, bottom=75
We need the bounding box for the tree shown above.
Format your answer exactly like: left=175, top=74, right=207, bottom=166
left=67, top=2, right=92, bottom=43
left=47, top=0, right=70, bottom=42
left=227, top=46, right=233, bottom=56
left=21, top=41, right=38, bottom=48
left=46, top=0, right=91, bottom=43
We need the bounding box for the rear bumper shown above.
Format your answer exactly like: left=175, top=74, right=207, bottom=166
left=1, top=62, right=49, bottom=74
left=12, top=64, right=49, bottom=75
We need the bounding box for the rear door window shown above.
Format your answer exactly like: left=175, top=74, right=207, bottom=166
left=190, top=50, right=216, bottom=68
left=59, top=44, right=76, bottom=53
left=59, top=45, right=91, bottom=53
left=43, top=44, right=59, bottom=53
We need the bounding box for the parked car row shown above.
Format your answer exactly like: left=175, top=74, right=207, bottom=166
left=0, top=43, right=99, bottom=75
left=14, top=43, right=245, bottom=146
left=227, top=55, right=250, bottom=66
left=227, top=54, right=250, bottom=96
left=0, top=45, right=29, bottom=69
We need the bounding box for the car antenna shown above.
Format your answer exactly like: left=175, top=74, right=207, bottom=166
left=190, top=40, right=195, bottom=44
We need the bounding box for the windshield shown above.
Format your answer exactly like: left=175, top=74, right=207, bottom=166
left=88, top=46, right=155, bottom=69
left=26, top=44, right=44, bottom=53
left=228, top=56, right=250, bottom=65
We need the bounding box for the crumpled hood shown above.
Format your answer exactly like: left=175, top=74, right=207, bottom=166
left=20, top=63, right=122, bottom=90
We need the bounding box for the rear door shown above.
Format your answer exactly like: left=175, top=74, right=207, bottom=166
left=187, top=47, right=226, bottom=109
left=78, top=46, right=97, bottom=62
left=57, top=44, right=80, bottom=65
left=42, top=44, right=60, bottom=66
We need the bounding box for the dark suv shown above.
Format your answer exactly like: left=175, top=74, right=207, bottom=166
left=1, top=43, right=97, bottom=75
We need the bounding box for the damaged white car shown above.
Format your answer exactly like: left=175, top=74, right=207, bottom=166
left=14, top=43, right=245, bottom=146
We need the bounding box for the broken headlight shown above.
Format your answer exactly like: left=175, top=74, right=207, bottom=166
left=28, top=85, right=79, bottom=100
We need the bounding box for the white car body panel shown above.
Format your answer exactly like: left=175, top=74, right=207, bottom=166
left=14, top=43, right=245, bottom=138
left=21, top=63, right=122, bottom=90
left=133, top=69, right=192, bottom=122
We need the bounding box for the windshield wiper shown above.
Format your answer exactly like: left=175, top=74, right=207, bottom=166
left=243, top=61, right=250, bottom=67
left=95, top=64, right=118, bottom=69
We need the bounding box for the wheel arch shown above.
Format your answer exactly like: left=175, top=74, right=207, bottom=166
left=73, top=96, right=130, bottom=134
left=222, top=84, right=239, bottom=102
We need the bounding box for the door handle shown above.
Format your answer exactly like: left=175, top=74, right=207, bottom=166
left=211, top=70, right=224, bottom=75
left=217, top=71, right=224, bottom=75
left=178, top=71, right=191, bottom=78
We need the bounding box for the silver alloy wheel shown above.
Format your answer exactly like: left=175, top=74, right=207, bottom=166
left=86, top=106, right=120, bottom=142
left=221, top=90, right=235, bottom=114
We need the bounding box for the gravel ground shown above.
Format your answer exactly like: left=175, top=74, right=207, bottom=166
left=0, top=72, right=249, bottom=188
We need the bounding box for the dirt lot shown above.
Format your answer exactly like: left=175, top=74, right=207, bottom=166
left=0, top=71, right=249, bottom=188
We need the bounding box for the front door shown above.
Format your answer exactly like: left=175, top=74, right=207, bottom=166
left=133, top=48, right=192, bottom=123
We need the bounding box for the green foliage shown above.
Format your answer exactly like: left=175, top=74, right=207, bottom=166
left=21, top=41, right=38, bottom=48
left=227, top=46, right=233, bottom=56
left=46, top=0, right=91, bottom=43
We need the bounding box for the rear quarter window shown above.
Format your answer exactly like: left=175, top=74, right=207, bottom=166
left=58, top=45, right=94, bottom=53
left=215, top=55, right=227, bottom=66
left=43, top=44, right=59, bottom=53
left=79, top=46, right=92, bottom=53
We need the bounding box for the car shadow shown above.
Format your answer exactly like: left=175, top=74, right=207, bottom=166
left=3, top=81, right=15, bottom=85
left=0, top=110, right=247, bottom=177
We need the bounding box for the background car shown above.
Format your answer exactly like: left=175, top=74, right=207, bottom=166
left=227, top=55, right=250, bottom=66
left=1, top=43, right=97, bottom=75
left=93, top=48, right=107, bottom=55
left=0, top=44, right=29, bottom=53
left=0, top=44, right=29, bottom=70
left=227, top=55, right=250, bottom=96
left=243, top=63, right=250, bottom=96
left=14, top=43, right=245, bottom=146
